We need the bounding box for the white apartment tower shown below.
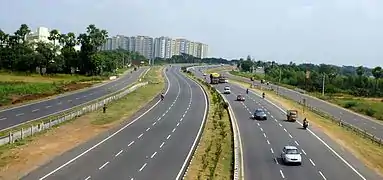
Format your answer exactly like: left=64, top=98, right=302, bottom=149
left=100, top=35, right=208, bottom=59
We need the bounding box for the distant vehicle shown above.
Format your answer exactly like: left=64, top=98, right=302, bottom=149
left=203, top=73, right=207, bottom=76
left=281, top=146, right=302, bottom=165
left=210, top=73, right=220, bottom=84
left=253, top=108, right=267, bottom=120
left=219, top=76, right=228, bottom=83
left=286, top=110, right=298, bottom=122
left=236, top=94, right=245, bottom=101
left=223, top=86, right=231, bottom=94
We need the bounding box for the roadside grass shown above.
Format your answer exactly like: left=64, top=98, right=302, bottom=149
left=328, top=97, right=383, bottom=121
left=184, top=73, right=233, bottom=180
left=0, top=72, right=109, bottom=107
left=230, top=79, right=383, bottom=177
left=205, top=66, right=235, bottom=74
left=0, top=67, right=164, bottom=180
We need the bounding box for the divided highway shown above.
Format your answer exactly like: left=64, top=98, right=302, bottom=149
left=191, top=67, right=381, bottom=180
left=223, top=70, right=383, bottom=140
left=0, top=68, right=147, bottom=131
left=22, top=65, right=208, bottom=180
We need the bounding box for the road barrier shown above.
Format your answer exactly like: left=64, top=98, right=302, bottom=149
left=227, top=73, right=383, bottom=147
left=185, top=70, right=243, bottom=180
left=0, top=82, right=149, bottom=146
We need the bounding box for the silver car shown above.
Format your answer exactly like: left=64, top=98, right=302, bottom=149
left=253, top=108, right=267, bottom=120
left=281, top=146, right=302, bottom=165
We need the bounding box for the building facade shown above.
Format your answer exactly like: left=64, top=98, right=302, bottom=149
left=101, top=35, right=209, bottom=59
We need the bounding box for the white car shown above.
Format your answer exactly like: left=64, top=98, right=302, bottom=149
left=281, top=146, right=302, bottom=165
left=223, top=86, right=231, bottom=94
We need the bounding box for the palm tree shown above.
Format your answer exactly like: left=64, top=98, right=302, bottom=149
left=14, top=24, right=31, bottom=43
left=48, top=29, right=60, bottom=46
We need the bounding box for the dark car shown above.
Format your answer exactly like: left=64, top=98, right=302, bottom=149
left=237, top=95, right=245, bottom=101
left=253, top=108, right=267, bottom=120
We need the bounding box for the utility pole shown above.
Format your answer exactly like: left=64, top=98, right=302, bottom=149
left=122, top=53, right=125, bottom=68
left=322, top=73, right=325, bottom=96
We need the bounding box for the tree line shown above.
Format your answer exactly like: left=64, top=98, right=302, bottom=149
left=0, top=24, right=147, bottom=76
left=236, top=56, right=383, bottom=97
left=153, top=53, right=232, bottom=65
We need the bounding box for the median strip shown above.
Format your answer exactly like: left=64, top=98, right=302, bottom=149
left=0, top=66, right=165, bottom=180
left=183, top=71, right=235, bottom=180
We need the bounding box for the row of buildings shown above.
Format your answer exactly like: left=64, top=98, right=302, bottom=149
left=100, top=35, right=209, bottom=59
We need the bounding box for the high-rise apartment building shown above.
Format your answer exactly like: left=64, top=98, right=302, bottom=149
left=101, top=35, right=208, bottom=59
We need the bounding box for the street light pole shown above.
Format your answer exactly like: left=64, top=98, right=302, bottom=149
left=322, top=73, right=325, bottom=96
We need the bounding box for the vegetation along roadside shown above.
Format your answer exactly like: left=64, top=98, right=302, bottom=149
left=0, top=23, right=149, bottom=108
left=0, top=66, right=164, bottom=180
left=183, top=71, right=234, bottom=180
left=231, top=58, right=383, bottom=120
left=230, top=78, right=383, bottom=177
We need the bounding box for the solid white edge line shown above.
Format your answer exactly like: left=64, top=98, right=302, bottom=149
left=38, top=67, right=170, bottom=180
left=241, top=83, right=367, bottom=180
left=175, top=71, right=208, bottom=180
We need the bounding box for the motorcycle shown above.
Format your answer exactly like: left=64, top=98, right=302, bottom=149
left=246, top=89, right=249, bottom=94
left=262, top=93, right=265, bottom=99
left=303, top=121, right=308, bottom=129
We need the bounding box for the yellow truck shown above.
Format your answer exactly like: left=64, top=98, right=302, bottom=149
left=210, top=73, right=220, bottom=84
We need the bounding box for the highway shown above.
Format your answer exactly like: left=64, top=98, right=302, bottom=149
left=191, top=67, right=381, bottom=180
left=0, top=67, right=147, bottom=131
left=22, top=65, right=208, bottom=180
left=222, top=69, right=383, bottom=140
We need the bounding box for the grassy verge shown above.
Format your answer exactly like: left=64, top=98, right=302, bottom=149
left=184, top=73, right=233, bottom=180
left=0, top=67, right=164, bottom=180
left=205, top=66, right=235, bottom=74
left=0, top=72, right=110, bottom=107
left=230, top=78, right=383, bottom=176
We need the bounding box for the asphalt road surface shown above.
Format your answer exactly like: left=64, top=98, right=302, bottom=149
left=0, top=67, right=147, bottom=131
left=222, top=70, right=383, bottom=140
left=191, top=67, right=381, bottom=180
left=22, top=65, right=208, bottom=180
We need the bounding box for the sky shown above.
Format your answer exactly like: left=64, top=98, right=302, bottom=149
left=0, top=0, right=382, bottom=68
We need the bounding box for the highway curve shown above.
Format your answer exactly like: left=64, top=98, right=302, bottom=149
left=191, top=67, right=381, bottom=180
left=223, top=70, right=383, bottom=140
left=0, top=68, right=147, bottom=131
left=21, top=65, right=208, bottom=180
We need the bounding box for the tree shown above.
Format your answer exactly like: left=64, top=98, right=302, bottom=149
left=48, top=29, right=60, bottom=46
left=372, top=66, right=382, bottom=91
left=14, top=24, right=30, bottom=44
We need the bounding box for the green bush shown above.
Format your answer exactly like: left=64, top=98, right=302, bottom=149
left=343, top=101, right=358, bottom=108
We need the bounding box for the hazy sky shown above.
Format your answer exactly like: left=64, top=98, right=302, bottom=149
left=1, top=0, right=382, bottom=67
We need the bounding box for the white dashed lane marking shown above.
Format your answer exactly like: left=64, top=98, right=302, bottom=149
left=45, top=105, right=52, bottom=108
left=128, top=141, right=134, bottom=147
left=150, top=152, right=157, bottom=159
left=138, top=163, right=147, bottom=172
left=160, top=142, right=165, bottom=148
left=16, top=113, right=24, bottom=116
left=137, top=133, right=143, bottom=139
left=279, top=170, right=285, bottom=178
left=309, top=158, right=316, bottom=166
left=84, top=176, right=91, bottom=180
left=32, top=109, right=39, bottom=112
left=0, top=117, right=7, bottom=121
left=98, top=161, right=109, bottom=170
left=114, top=150, right=123, bottom=157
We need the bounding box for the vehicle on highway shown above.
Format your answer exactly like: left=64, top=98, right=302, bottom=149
left=253, top=108, right=267, bottom=120
left=236, top=94, right=245, bottom=101
left=223, top=86, right=231, bottom=94
left=203, top=73, right=207, bottom=76
left=286, top=110, right=298, bottom=122
left=281, top=145, right=302, bottom=165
